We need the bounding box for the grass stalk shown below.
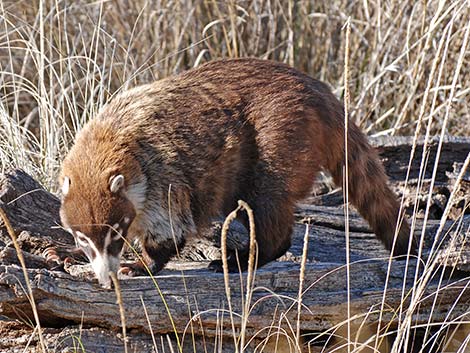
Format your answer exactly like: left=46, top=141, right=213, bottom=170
left=110, top=272, right=128, bottom=353
left=0, top=206, right=47, bottom=352
left=343, top=16, right=352, bottom=353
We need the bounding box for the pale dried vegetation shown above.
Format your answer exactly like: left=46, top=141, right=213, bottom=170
left=0, top=0, right=469, bottom=352
left=0, top=0, right=469, bottom=185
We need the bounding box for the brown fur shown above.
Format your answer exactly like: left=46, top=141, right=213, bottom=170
left=60, top=58, right=415, bottom=278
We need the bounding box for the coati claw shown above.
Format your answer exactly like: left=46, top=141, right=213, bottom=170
left=42, top=246, right=85, bottom=271
left=43, top=247, right=61, bottom=264
left=43, top=247, right=67, bottom=271
left=118, top=260, right=166, bottom=279
left=118, top=262, right=148, bottom=277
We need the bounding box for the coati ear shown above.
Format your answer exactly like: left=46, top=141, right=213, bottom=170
left=62, top=177, right=71, bottom=196
left=109, top=174, right=125, bottom=193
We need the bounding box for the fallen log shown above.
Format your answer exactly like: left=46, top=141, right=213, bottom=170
left=0, top=136, right=468, bottom=352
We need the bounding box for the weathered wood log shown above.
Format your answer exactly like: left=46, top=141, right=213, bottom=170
left=0, top=225, right=469, bottom=352
left=0, top=170, right=73, bottom=252
left=0, top=319, right=222, bottom=353
left=310, top=136, right=470, bottom=221
left=1, top=318, right=297, bottom=353
left=0, top=136, right=468, bottom=352
left=0, top=224, right=468, bottom=353
left=371, top=135, right=470, bottom=182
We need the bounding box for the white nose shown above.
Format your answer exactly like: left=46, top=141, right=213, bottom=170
left=91, top=253, right=120, bottom=288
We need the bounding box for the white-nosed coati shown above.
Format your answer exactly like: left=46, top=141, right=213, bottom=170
left=59, top=58, right=415, bottom=288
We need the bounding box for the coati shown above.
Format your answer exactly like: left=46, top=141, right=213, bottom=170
left=59, top=58, right=415, bottom=288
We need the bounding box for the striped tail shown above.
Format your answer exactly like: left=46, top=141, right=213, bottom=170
left=327, top=124, right=416, bottom=256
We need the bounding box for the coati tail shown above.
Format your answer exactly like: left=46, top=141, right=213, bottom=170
left=327, top=125, right=416, bottom=256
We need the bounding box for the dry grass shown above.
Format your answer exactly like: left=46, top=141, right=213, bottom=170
left=0, top=0, right=469, bottom=352
left=0, top=0, right=469, bottom=186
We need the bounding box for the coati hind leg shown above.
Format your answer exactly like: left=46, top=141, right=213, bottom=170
left=245, top=193, right=294, bottom=269
left=209, top=114, right=317, bottom=273
left=209, top=178, right=295, bottom=273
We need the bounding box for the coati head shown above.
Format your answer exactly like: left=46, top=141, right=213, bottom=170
left=59, top=172, right=139, bottom=288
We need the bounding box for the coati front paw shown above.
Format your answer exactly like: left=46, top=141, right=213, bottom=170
left=42, top=246, right=86, bottom=271
left=118, top=261, right=164, bottom=278
left=118, top=262, right=146, bottom=277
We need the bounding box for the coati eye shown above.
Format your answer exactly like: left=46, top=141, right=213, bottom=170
left=110, top=223, right=122, bottom=241
left=76, top=232, right=90, bottom=247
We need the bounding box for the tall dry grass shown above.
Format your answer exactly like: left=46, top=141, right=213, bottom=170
left=0, top=0, right=468, bottom=186
left=0, top=0, right=469, bottom=352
